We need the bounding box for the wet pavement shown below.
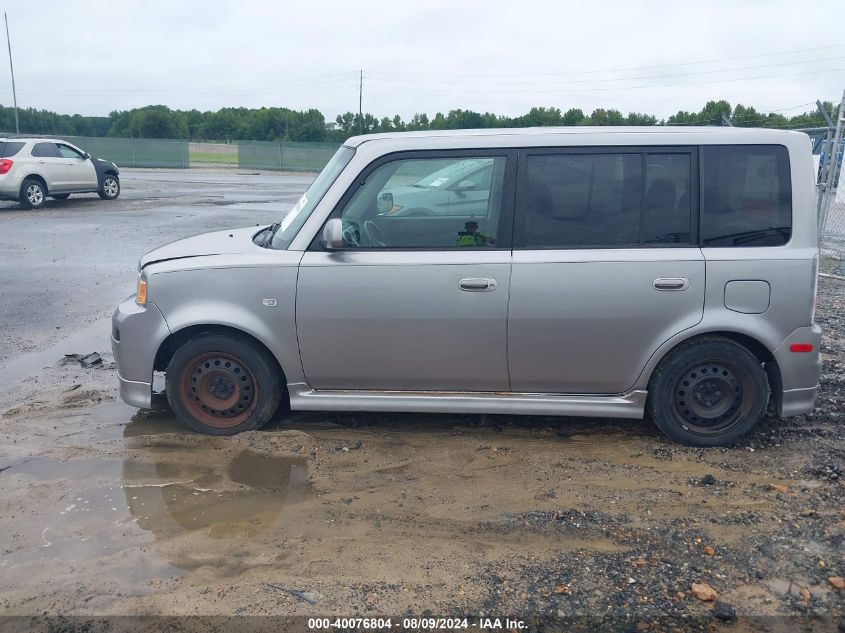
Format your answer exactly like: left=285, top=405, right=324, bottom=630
left=0, top=168, right=313, bottom=366
left=0, top=169, right=843, bottom=631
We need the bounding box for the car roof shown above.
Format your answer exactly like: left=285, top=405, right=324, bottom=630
left=0, top=137, right=75, bottom=144
left=343, top=126, right=807, bottom=149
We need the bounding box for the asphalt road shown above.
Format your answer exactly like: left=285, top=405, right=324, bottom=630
left=0, top=168, right=312, bottom=367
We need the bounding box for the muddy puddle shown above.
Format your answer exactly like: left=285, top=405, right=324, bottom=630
left=1, top=403, right=314, bottom=601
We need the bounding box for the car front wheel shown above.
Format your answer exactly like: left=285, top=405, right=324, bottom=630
left=98, top=175, right=120, bottom=200
left=165, top=331, right=284, bottom=435
left=20, top=178, right=47, bottom=209
left=647, top=336, right=769, bottom=447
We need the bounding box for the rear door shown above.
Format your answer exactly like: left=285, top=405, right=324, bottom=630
left=56, top=143, right=97, bottom=190
left=296, top=150, right=515, bottom=392
left=31, top=142, right=69, bottom=190
left=507, top=147, right=705, bottom=394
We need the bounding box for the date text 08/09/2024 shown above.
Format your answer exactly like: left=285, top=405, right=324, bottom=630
left=307, top=617, right=527, bottom=630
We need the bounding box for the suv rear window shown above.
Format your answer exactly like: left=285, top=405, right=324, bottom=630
left=31, top=142, right=61, bottom=158
left=0, top=141, right=24, bottom=157
left=701, top=145, right=791, bottom=247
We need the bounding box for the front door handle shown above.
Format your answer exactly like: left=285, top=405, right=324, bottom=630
left=653, top=277, right=689, bottom=291
left=459, top=278, right=497, bottom=292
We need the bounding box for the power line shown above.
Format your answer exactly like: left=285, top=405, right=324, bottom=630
left=366, top=44, right=845, bottom=79
left=368, top=56, right=845, bottom=88
left=367, top=66, right=844, bottom=94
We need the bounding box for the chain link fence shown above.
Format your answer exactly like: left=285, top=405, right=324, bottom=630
left=237, top=140, right=341, bottom=172
left=1, top=133, right=341, bottom=171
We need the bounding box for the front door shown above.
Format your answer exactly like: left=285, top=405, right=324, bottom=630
left=296, top=150, right=515, bottom=392
left=507, top=147, right=705, bottom=394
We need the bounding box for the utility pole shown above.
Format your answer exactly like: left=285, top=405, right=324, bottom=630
left=4, top=12, right=19, bottom=134
left=358, top=69, right=363, bottom=136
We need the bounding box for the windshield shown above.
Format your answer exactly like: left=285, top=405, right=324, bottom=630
left=270, top=146, right=355, bottom=249
left=413, top=158, right=493, bottom=189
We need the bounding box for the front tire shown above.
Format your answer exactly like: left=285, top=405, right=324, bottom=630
left=165, top=332, right=283, bottom=435
left=20, top=178, right=47, bottom=209
left=98, top=174, right=120, bottom=200
left=647, top=337, right=769, bottom=447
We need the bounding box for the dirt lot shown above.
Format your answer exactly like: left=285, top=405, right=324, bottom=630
left=0, top=171, right=843, bottom=632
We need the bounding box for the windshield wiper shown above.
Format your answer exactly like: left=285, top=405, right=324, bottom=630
left=261, top=222, right=281, bottom=247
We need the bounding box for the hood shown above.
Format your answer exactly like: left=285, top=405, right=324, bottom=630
left=139, top=226, right=263, bottom=270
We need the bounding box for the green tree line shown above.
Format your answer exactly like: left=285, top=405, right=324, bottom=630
left=0, top=100, right=836, bottom=143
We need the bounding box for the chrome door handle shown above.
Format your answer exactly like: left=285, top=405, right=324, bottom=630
left=653, top=277, right=689, bottom=291
left=459, top=278, right=497, bottom=292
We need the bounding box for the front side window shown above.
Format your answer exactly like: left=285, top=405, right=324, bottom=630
left=57, top=144, right=84, bottom=159
left=31, top=142, right=61, bottom=158
left=701, top=145, right=791, bottom=247
left=336, top=155, right=507, bottom=249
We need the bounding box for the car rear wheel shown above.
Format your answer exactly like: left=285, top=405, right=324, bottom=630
left=98, top=175, right=120, bottom=200
left=20, top=178, right=47, bottom=209
left=51, top=193, right=70, bottom=200
left=647, top=336, right=769, bottom=447
left=165, top=332, right=284, bottom=435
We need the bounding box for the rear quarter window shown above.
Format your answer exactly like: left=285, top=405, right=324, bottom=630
left=701, top=145, right=791, bottom=247
left=0, top=141, right=24, bottom=157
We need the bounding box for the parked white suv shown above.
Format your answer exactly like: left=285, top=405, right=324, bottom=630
left=0, top=137, right=120, bottom=209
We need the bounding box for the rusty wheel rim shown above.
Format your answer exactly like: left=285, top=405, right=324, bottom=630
left=179, top=352, right=258, bottom=428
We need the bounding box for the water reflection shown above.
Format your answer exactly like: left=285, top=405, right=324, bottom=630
left=121, top=411, right=310, bottom=540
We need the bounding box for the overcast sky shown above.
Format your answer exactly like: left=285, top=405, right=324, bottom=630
left=3, top=0, right=843, bottom=121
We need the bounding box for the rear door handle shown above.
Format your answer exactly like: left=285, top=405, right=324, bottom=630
left=653, top=277, right=689, bottom=291
left=459, top=278, right=497, bottom=292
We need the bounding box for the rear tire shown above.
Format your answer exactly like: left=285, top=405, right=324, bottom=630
left=51, top=193, right=70, bottom=200
left=20, top=178, right=47, bottom=209
left=165, top=332, right=283, bottom=436
left=98, top=174, right=120, bottom=200
left=647, top=337, right=769, bottom=447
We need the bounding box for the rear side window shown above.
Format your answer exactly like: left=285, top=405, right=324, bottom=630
left=31, top=142, right=61, bottom=158
left=701, top=145, right=791, bottom=247
left=0, top=141, right=24, bottom=157
left=516, top=150, right=693, bottom=248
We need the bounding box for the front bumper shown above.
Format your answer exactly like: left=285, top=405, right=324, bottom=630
left=772, top=323, right=823, bottom=417
left=111, top=295, right=171, bottom=410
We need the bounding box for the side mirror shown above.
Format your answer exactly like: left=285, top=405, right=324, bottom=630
left=455, top=180, right=475, bottom=190
left=82, top=152, right=91, bottom=159
left=377, top=192, right=394, bottom=214
left=322, top=218, right=344, bottom=250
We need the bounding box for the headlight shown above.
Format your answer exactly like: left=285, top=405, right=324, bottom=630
left=136, top=274, right=147, bottom=305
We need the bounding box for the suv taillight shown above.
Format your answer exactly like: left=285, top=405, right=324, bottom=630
left=0, top=159, right=12, bottom=174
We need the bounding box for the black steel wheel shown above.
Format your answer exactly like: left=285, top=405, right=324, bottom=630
left=647, top=337, right=768, bottom=446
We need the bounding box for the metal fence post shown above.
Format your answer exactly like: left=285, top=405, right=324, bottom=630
left=279, top=141, right=284, bottom=171
left=131, top=136, right=136, bottom=169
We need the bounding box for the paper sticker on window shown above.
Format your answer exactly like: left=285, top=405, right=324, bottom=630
left=281, top=194, right=308, bottom=231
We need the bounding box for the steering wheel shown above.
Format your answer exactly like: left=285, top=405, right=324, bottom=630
left=341, top=221, right=360, bottom=248
left=362, top=220, right=389, bottom=247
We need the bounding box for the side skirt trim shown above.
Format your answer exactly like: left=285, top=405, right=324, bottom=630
left=287, top=383, right=646, bottom=418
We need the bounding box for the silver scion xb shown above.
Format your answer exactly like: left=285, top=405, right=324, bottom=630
left=112, top=127, right=822, bottom=447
